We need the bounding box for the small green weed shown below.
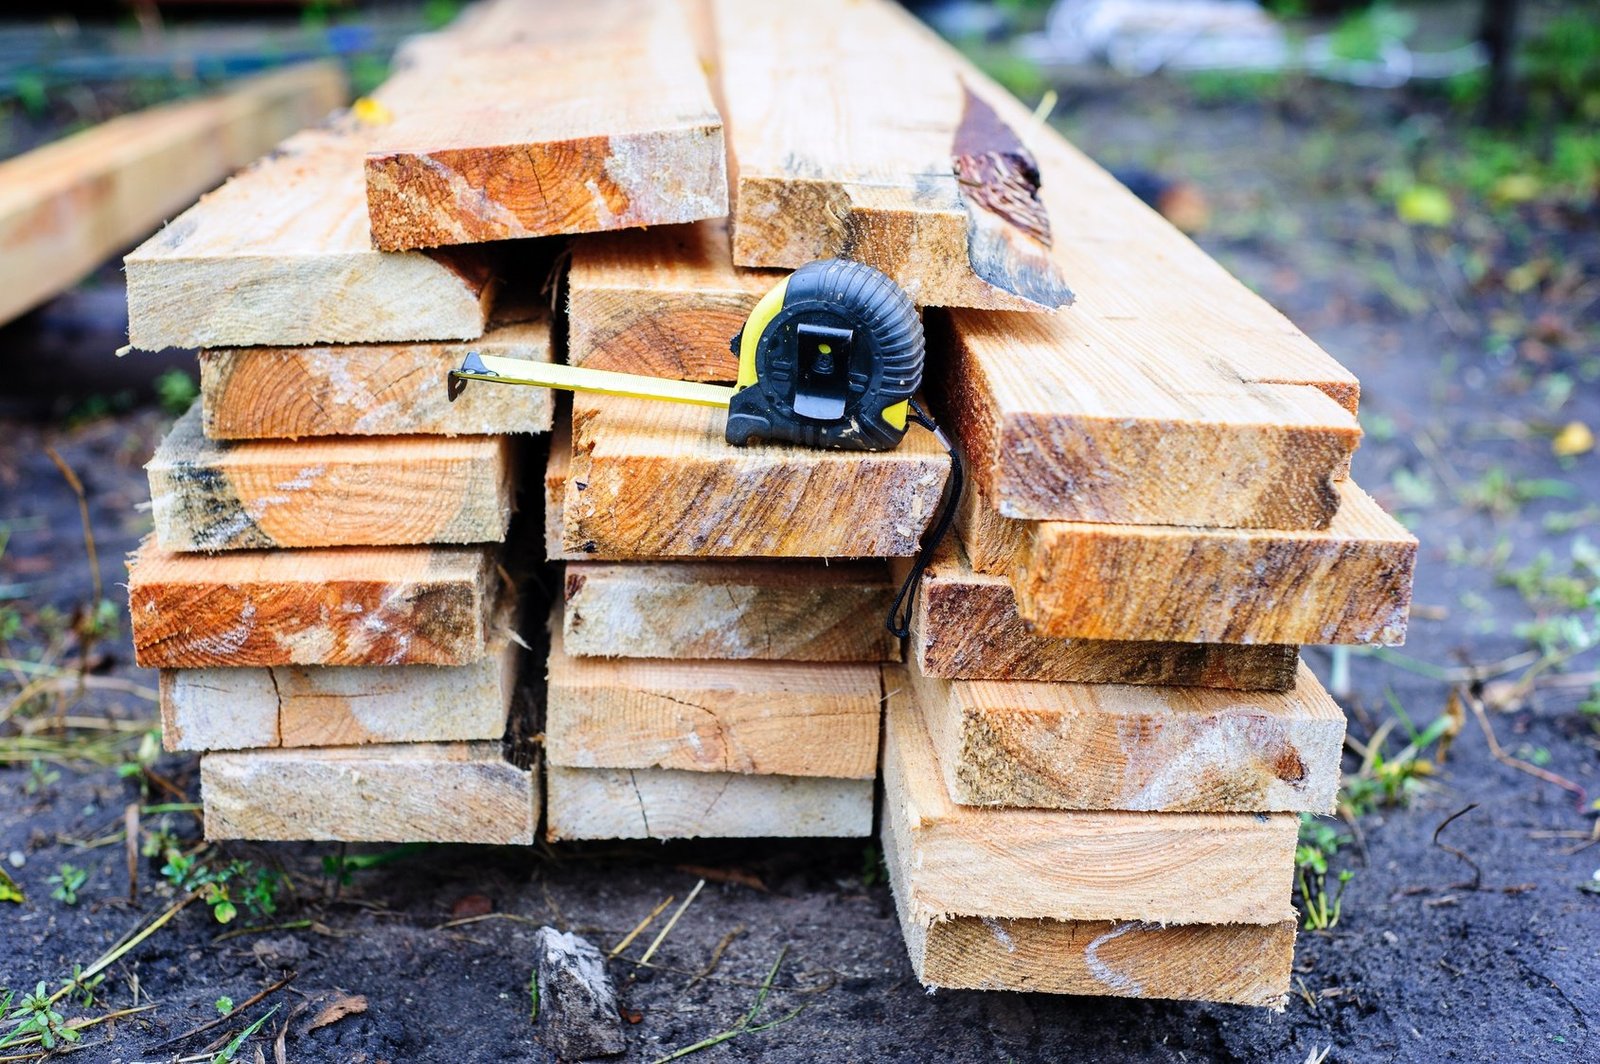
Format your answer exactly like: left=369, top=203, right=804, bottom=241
left=58, top=966, right=104, bottom=1008
left=0, top=982, right=78, bottom=1051
left=423, top=0, right=465, bottom=30
left=321, top=842, right=429, bottom=886
left=154, top=369, right=199, bottom=418
left=23, top=759, right=59, bottom=796
left=211, top=1004, right=278, bottom=1064
left=215, top=996, right=235, bottom=1016
left=48, top=864, right=89, bottom=906
left=1296, top=816, right=1354, bottom=931
left=161, top=853, right=282, bottom=925
left=860, top=845, right=886, bottom=888
left=1328, top=3, right=1413, bottom=64
left=1457, top=466, right=1574, bottom=517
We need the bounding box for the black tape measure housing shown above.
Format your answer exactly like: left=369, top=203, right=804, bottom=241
left=726, top=258, right=924, bottom=451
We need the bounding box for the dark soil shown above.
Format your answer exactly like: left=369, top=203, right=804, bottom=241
left=3, top=35, right=1599, bottom=1064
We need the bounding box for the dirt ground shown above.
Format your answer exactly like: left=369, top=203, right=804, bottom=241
left=3, top=21, right=1598, bottom=1064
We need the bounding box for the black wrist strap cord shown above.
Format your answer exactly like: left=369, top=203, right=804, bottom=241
left=887, top=398, right=963, bottom=639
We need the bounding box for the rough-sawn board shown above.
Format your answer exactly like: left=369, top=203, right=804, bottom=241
left=148, top=405, right=513, bottom=551
left=363, top=0, right=726, bottom=250
left=128, top=538, right=499, bottom=668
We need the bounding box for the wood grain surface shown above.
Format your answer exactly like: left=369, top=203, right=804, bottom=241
left=882, top=670, right=1297, bottom=924
left=364, top=0, right=725, bottom=249
left=202, top=743, right=537, bottom=843
left=716, top=0, right=1072, bottom=310
left=567, top=219, right=774, bottom=381
left=200, top=307, right=553, bottom=439
left=160, top=626, right=520, bottom=751
left=128, top=538, right=499, bottom=668
left=958, top=478, right=1417, bottom=645
left=148, top=405, right=514, bottom=550
left=563, top=558, right=898, bottom=662
left=545, top=764, right=873, bottom=840
left=884, top=820, right=1294, bottom=1005
left=903, top=660, right=1345, bottom=812
left=563, top=395, right=950, bottom=558
left=546, top=621, right=881, bottom=777
left=125, top=118, right=495, bottom=350
left=905, top=541, right=1297, bottom=687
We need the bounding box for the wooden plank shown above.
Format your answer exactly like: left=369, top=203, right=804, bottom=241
left=363, top=0, right=726, bottom=250
left=961, top=478, right=1417, bottom=645
left=199, top=307, right=554, bottom=439
left=0, top=62, right=345, bottom=327
left=147, top=405, right=513, bottom=551
left=159, top=630, right=521, bottom=752
left=883, top=819, right=1294, bottom=1005
left=124, top=118, right=495, bottom=350
left=715, top=0, right=1072, bottom=311
left=567, top=219, right=773, bottom=381
left=545, top=413, right=582, bottom=562
left=903, top=660, right=1344, bottom=813
left=546, top=621, right=880, bottom=777
left=939, top=307, right=1358, bottom=529
left=545, top=765, right=872, bottom=840
left=882, top=669, right=1297, bottom=924
left=563, top=558, right=898, bottom=662
left=202, top=743, right=538, bottom=844
left=564, top=395, right=950, bottom=558
left=905, top=541, right=1296, bottom=687
left=128, top=538, right=498, bottom=668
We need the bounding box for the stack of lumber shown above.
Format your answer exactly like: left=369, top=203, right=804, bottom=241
left=563, top=0, right=1415, bottom=1005
left=113, top=0, right=1419, bottom=1009
left=116, top=3, right=683, bottom=841
left=814, top=4, right=1416, bottom=1007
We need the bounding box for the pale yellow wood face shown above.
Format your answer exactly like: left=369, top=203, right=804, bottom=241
left=545, top=764, right=873, bottom=840
left=0, top=63, right=345, bottom=327
left=567, top=219, right=775, bottom=382
left=562, top=558, right=898, bottom=662
left=909, top=660, right=1345, bottom=813
left=562, top=395, right=950, bottom=558
left=883, top=819, right=1293, bottom=1005
left=159, top=631, right=519, bottom=752
left=881, top=670, right=1298, bottom=925
left=907, top=541, right=1298, bottom=687
left=124, top=120, right=495, bottom=350
left=202, top=744, right=538, bottom=844
left=546, top=621, right=882, bottom=778
left=956, top=478, right=1416, bottom=646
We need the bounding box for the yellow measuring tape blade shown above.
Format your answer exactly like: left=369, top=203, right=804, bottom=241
left=458, top=356, right=736, bottom=409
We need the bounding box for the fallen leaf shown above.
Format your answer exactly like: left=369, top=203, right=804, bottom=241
left=450, top=894, right=494, bottom=919
left=619, top=1006, right=644, bottom=1024
left=1553, top=421, right=1594, bottom=458
left=1396, top=185, right=1453, bottom=227
left=309, top=994, right=367, bottom=1031
left=0, top=867, right=24, bottom=904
